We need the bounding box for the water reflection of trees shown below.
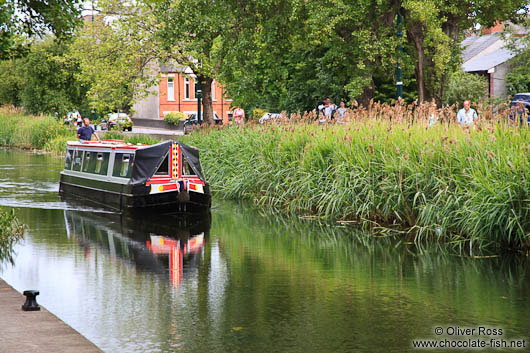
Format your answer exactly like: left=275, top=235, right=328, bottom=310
left=182, top=200, right=530, bottom=353
left=64, top=210, right=210, bottom=287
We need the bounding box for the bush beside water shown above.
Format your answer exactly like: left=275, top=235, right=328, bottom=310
left=183, top=105, right=530, bottom=252
left=0, top=208, right=24, bottom=264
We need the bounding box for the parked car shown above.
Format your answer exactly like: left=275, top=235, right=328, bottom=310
left=106, top=113, right=133, bottom=131
left=510, top=93, right=530, bottom=112
left=258, top=113, right=282, bottom=124
left=64, top=110, right=82, bottom=126
left=183, top=112, right=222, bottom=133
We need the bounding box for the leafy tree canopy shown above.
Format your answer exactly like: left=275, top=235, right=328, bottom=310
left=0, top=0, right=83, bottom=57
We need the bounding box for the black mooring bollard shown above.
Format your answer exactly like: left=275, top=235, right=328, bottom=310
left=22, top=290, right=41, bottom=311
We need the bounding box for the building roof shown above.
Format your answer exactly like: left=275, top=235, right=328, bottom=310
left=159, top=61, right=194, bottom=74
left=461, top=33, right=502, bottom=62
left=462, top=47, right=516, bottom=72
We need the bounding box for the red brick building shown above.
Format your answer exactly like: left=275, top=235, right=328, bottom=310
left=159, top=67, right=233, bottom=123
left=133, top=65, right=234, bottom=123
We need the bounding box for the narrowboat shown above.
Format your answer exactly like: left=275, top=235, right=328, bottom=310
left=59, top=140, right=211, bottom=213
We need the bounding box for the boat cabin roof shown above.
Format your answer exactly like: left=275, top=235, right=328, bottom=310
left=67, top=140, right=147, bottom=150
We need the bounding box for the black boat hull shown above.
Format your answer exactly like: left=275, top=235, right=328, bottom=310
left=59, top=173, right=211, bottom=214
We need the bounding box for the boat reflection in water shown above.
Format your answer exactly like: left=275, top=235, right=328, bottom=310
left=63, top=209, right=210, bottom=287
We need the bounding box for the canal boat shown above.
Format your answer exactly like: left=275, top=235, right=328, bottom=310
left=59, top=140, right=211, bottom=213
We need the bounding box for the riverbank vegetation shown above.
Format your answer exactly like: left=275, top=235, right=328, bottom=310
left=0, top=106, right=75, bottom=151
left=0, top=208, right=24, bottom=264
left=184, top=102, right=530, bottom=253
left=0, top=106, right=160, bottom=152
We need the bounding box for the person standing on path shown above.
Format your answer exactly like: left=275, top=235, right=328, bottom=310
left=456, top=100, right=478, bottom=126
left=233, top=106, right=245, bottom=126
left=77, top=118, right=100, bottom=142
left=337, top=101, right=346, bottom=121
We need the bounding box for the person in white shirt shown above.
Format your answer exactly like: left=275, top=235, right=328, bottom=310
left=337, top=101, right=346, bottom=120
left=456, top=100, right=478, bottom=126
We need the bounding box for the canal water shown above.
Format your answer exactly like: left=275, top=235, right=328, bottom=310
left=1, top=149, right=529, bottom=352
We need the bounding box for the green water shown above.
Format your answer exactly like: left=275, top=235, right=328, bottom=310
left=0, top=149, right=529, bottom=352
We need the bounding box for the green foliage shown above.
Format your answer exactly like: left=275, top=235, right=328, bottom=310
left=164, top=112, right=188, bottom=126
left=102, top=131, right=126, bottom=140
left=0, top=108, right=76, bottom=150
left=124, top=134, right=160, bottom=145
left=70, top=3, right=161, bottom=114
left=0, top=59, right=20, bottom=105
left=504, top=19, right=530, bottom=96
left=251, top=108, right=266, bottom=121
left=443, top=71, right=488, bottom=106
left=0, top=208, right=24, bottom=264
left=0, top=0, right=82, bottom=55
left=15, top=37, right=89, bottom=116
left=182, top=108, right=530, bottom=252
left=100, top=130, right=159, bottom=145
left=28, top=118, right=71, bottom=149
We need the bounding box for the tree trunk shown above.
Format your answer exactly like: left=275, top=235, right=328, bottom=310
left=407, top=21, right=427, bottom=103
left=198, top=75, right=214, bottom=125
left=357, top=76, right=375, bottom=107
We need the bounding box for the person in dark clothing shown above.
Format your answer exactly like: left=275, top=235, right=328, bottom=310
left=77, top=118, right=100, bottom=141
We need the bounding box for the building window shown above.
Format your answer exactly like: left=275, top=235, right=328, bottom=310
left=211, top=80, right=215, bottom=100
left=184, top=78, right=190, bottom=99
left=167, top=77, right=175, bottom=101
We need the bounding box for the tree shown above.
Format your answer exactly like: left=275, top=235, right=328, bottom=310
left=219, top=0, right=402, bottom=112
left=402, top=0, right=528, bottom=105
left=504, top=17, right=530, bottom=95
left=0, top=0, right=83, bottom=56
left=70, top=1, right=162, bottom=114
left=152, top=0, right=254, bottom=124
left=15, top=37, right=89, bottom=115
left=0, top=58, right=20, bottom=106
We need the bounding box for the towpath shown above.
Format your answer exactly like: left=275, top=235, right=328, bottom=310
left=0, top=279, right=102, bottom=353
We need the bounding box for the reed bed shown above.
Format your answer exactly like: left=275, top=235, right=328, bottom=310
left=0, top=106, right=75, bottom=152
left=184, top=101, right=530, bottom=252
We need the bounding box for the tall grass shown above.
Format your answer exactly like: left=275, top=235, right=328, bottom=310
left=0, top=106, right=76, bottom=152
left=183, top=101, right=530, bottom=252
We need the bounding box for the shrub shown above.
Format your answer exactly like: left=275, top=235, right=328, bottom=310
left=251, top=108, right=266, bottom=121
left=102, top=131, right=125, bottom=140
left=124, top=134, right=160, bottom=145
left=444, top=71, right=488, bottom=106
left=0, top=208, right=24, bottom=264
left=164, top=112, right=188, bottom=126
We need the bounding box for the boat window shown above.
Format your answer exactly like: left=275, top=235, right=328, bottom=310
left=64, top=149, right=73, bottom=170
left=82, top=151, right=98, bottom=173
left=95, top=152, right=110, bottom=175
left=155, top=154, right=169, bottom=175
left=113, top=153, right=134, bottom=178
left=72, top=150, right=83, bottom=171
left=182, top=157, right=196, bottom=176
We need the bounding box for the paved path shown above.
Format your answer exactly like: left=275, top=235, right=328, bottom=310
left=0, top=279, right=102, bottom=353
left=126, top=126, right=184, bottom=136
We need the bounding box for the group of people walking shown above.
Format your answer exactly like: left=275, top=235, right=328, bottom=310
left=317, top=98, right=347, bottom=122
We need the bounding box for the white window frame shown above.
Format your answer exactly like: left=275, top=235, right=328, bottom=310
left=184, top=77, right=190, bottom=100
left=211, top=80, right=216, bottom=101
left=167, top=76, right=175, bottom=101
